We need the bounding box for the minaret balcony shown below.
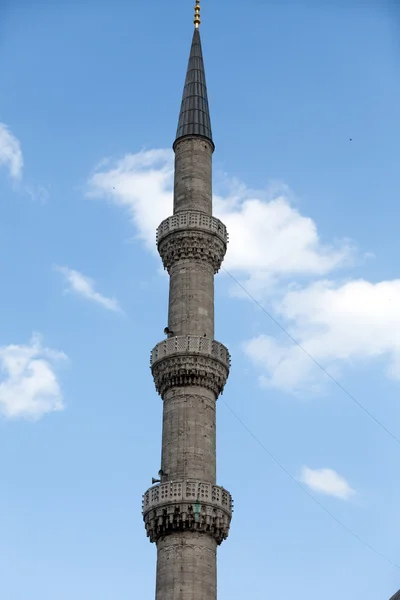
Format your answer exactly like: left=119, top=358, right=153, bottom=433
left=142, top=479, right=233, bottom=545
left=150, top=335, right=230, bottom=397
left=156, top=211, right=228, bottom=273
left=157, top=211, right=228, bottom=245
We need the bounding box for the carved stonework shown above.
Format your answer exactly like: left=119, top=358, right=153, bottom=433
left=159, top=230, right=227, bottom=274
left=157, top=212, right=228, bottom=273
left=152, top=354, right=229, bottom=397
left=150, top=336, right=230, bottom=397
left=142, top=480, right=233, bottom=545
left=157, top=212, right=228, bottom=245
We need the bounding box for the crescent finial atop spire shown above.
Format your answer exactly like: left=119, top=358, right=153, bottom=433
left=174, top=0, right=213, bottom=150
left=194, top=0, right=201, bottom=28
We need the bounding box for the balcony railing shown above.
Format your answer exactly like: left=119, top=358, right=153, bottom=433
left=156, top=211, right=228, bottom=245
left=150, top=335, right=231, bottom=368
left=143, top=479, right=233, bottom=514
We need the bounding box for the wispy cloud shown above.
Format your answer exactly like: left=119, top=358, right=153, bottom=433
left=55, top=265, right=123, bottom=313
left=0, top=333, right=67, bottom=420
left=86, top=148, right=400, bottom=392
left=0, top=122, right=23, bottom=181
left=87, top=149, right=174, bottom=251
left=86, top=149, right=353, bottom=285
left=25, top=183, right=50, bottom=204
left=299, top=466, right=356, bottom=500
left=243, top=278, right=400, bottom=393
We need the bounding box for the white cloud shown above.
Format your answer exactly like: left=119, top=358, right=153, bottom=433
left=0, top=123, right=23, bottom=180
left=299, top=466, right=356, bottom=500
left=87, top=150, right=174, bottom=251
left=216, top=193, right=351, bottom=284
left=87, top=148, right=400, bottom=391
left=25, top=183, right=50, bottom=204
left=55, top=266, right=122, bottom=313
left=244, top=278, right=400, bottom=392
left=86, top=149, right=352, bottom=283
left=0, top=334, right=66, bottom=420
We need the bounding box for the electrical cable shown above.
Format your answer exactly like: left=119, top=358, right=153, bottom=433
left=222, top=399, right=400, bottom=570
left=222, top=267, right=400, bottom=447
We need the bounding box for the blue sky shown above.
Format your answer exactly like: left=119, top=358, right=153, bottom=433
left=1, top=1, right=400, bottom=598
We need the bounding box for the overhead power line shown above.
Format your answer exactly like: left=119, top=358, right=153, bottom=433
left=222, top=400, right=400, bottom=570
left=222, top=267, right=400, bottom=447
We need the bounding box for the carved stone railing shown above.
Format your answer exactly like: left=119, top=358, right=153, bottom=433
left=142, top=480, right=233, bottom=545
left=156, top=211, right=228, bottom=245
left=151, top=336, right=230, bottom=367
left=150, top=336, right=231, bottom=397
left=156, top=211, right=228, bottom=273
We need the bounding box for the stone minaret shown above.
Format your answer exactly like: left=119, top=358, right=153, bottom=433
left=142, top=3, right=233, bottom=599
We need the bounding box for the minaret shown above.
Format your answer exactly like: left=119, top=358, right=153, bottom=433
left=142, top=2, right=233, bottom=599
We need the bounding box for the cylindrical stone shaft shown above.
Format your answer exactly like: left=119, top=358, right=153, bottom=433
left=173, top=139, right=213, bottom=215
left=168, top=261, right=214, bottom=338
left=160, top=387, right=216, bottom=483
left=156, top=533, right=217, bottom=600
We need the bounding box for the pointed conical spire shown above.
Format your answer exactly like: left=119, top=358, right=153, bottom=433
left=174, top=22, right=214, bottom=150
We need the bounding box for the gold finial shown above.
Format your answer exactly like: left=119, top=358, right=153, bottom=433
left=194, top=0, right=201, bottom=28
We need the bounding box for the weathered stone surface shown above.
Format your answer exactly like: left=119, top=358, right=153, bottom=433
left=158, top=228, right=227, bottom=274
left=168, top=261, right=215, bottom=338
left=155, top=532, right=217, bottom=600
left=150, top=336, right=230, bottom=398
left=143, top=480, right=233, bottom=545
left=152, top=353, right=229, bottom=398
left=157, top=212, right=228, bottom=246
left=160, top=388, right=217, bottom=482
left=173, top=138, right=213, bottom=215
left=151, top=336, right=230, bottom=366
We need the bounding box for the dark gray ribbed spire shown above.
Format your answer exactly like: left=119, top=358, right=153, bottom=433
left=390, top=591, right=400, bottom=600
left=174, top=27, right=213, bottom=149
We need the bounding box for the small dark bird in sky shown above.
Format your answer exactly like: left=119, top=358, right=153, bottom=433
left=113, top=186, right=116, bottom=189
left=349, top=138, right=352, bottom=142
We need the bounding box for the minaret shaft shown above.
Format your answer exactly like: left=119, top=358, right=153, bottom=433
left=156, top=533, right=217, bottom=600
left=167, top=260, right=215, bottom=339
left=167, top=138, right=215, bottom=340
left=160, top=386, right=217, bottom=483
left=173, top=139, right=213, bottom=215
left=142, top=20, right=232, bottom=600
